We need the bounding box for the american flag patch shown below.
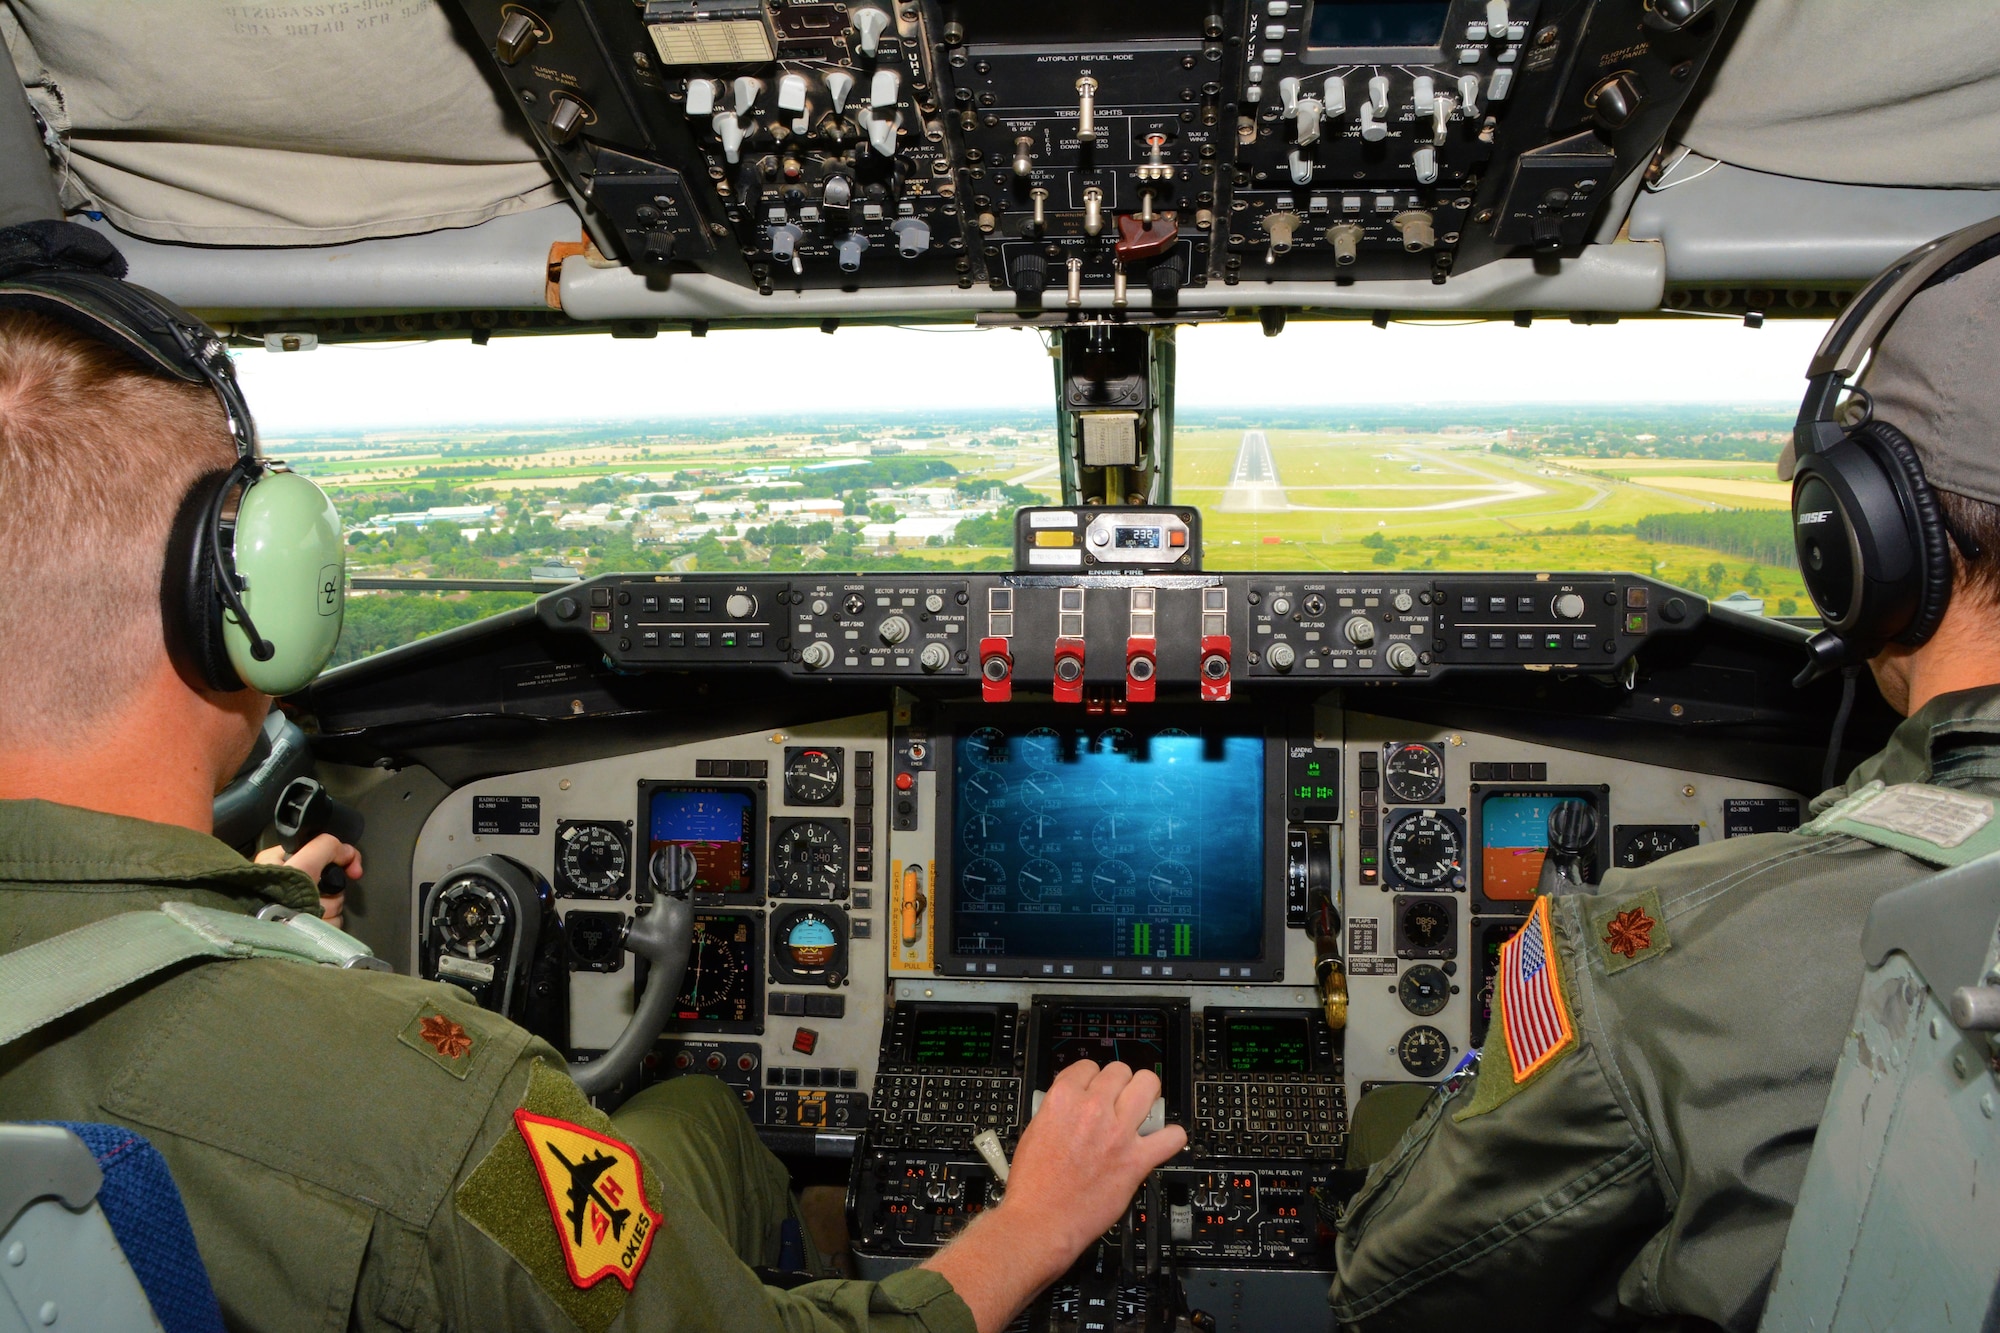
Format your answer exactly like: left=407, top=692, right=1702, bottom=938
left=1500, top=896, right=1575, bottom=1083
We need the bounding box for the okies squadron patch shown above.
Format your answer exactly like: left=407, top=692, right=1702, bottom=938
left=456, top=1061, right=668, bottom=1333
left=515, top=1110, right=661, bottom=1291
left=1588, top=887, right=1672, bottom=976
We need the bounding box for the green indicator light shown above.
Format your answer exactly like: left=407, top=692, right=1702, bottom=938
left=1134, top=922, right=1151, bottom=956
left=1172, top=924, right=1192, bottom=957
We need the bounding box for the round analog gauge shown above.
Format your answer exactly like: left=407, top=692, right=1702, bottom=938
left=1095, top=727, right=1138, bottom=757
left=1615, top=825, right=1698, bottom=869
left=1090, top=859, right=1137, bottom=903
left=778, top=908, right=845, bottom=979
left=1019, top=812, right=1080, bottom=860
left=555, top=822, right=628, bottom=898
left=1384, top=743, right=1446, bottom=805
left=961, top=769, right=1009, bottom=811
left=770, top=820, right=845, bottom=899
left=1149, top=815, right=1195, bottom=860
left=676, top=916, right=754, bottom=1023
left=1387, top=811, right=1463, bottom=889
left=1016, top=857, right=1062, bottom=901
left=1017, top=726, right=1064, bottom=765
left=1400, top=898, right=1454, bottom=950
left=1397, top=1025, right=1453, bottom=1079
left=1149, top=775, right=1184, bottom=806
left=784, top=748, right=842, bottom=805
left=961, top=813, right=1008, bottom=859
left=1398, top=964, right=1450, bottom=1017
left=1020, top=772, right=1066, bottom=811
left=433, top=876, right=507, bottom=957
left=961, top=726, right=1008, bottom=767
left=1147, top=860, right=1194, bottom=905
left=1154, top=727, right=1193, bottom=739
left=958, top=856, right=1006, bottom=902
left=1091, top=814, right=1142, bottom=859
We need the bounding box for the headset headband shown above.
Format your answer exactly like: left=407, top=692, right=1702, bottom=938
left=1791, top=215, right=2000, bottom=473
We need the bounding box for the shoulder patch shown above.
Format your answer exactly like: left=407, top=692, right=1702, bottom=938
left=456, top=1061, right=666, bottom=1333
left=1802, top=781, right=2000, bottom=866
left=1589, top=887, right=1671, bottom=975
left=1454, top=900, right=1578, bottom=1121
left=398, top=1001, right=478, bottom=1078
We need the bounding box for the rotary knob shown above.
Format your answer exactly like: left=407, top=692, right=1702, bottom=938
left=1266, top=641, right=1297, bottom=672
left=1393, top=591, right=1415, bottom=613
left=800, top=641, right=835, bottom=670
left=1343, top=616, right=1377, bottom=647
left=879, top=615, right=912, bottom=646
left=1553, top=592, right=1586, bottom=620
left=924, top=593, right=945, bottom=613
left=919, top=642, right=951, bottom=673
left=726, top=593, right=757, bottom=619
left=1270, top=595, right=1293, bottom=617
left=1385, top=642, right=1419, bottom=674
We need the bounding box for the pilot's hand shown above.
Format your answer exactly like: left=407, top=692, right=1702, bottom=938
left=922, top=1059, right=1187, bottom=1333
left=255, top=836, right=363, bottom=930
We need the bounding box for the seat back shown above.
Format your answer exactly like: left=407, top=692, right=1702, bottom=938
left=1759, top=853, right=2000, bottom=1332
left=0, top=1123, right=223, bottom=1333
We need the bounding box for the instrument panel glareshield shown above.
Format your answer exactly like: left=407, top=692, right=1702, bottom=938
left=934, top=709, right=1287, bottom=981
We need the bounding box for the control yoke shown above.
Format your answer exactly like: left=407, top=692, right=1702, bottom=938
left=569, top=846, right=697, bottom=1097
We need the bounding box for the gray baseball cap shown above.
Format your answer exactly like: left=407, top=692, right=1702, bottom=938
left=1780, top=255, right=2000, bottom=507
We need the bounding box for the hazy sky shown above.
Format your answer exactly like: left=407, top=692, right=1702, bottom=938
left=233, top=315, right=1832, bottom=436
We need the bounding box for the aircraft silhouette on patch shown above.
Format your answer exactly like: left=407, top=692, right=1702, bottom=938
left=550, top=1141, right=633, bottom=1246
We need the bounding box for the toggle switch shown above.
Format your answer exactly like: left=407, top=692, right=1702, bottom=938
left=1083, top=185, right=1104, bottom=236
left=1412, top=75, right=1434, bottom=110
left=866, top=108, right=900, bottom=156
left=1278, top=75, right=1300, bottom=115
left=1368, top=75, right=1390, bottom=116
left=1323, top=74, right=1346, bottom=117
left=1076, top=74, right=1099, bottom=142
left=1485, top=0, right=1510, bottom=32
left=1432, top=95, right=1454, bottom=144
left=870, top=67, right=900, bottom=109
left=1288, top=150, right=1312, bottom=185
left=732, top=76, right=763, bottom=116
left=1458, top=73, right=1481, bottom=113
left=1013, top=135, right=1034, bottom=177
left=1358, top=101, right=1386, bottom=142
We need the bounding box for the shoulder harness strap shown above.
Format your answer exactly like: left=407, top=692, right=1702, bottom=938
left=0, top=903, right=385, bottom=1048
left=1798, top=779, right=2000, bottom=868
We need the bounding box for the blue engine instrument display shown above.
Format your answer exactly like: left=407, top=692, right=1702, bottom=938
left=946, top=720, right=1266, bottom=970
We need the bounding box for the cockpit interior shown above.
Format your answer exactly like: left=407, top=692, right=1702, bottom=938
left=6, top=1, right=2000, bottom=1329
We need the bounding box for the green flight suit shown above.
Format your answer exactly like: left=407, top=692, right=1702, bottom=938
left=1330, top=685, right=2000, bottom=1332
left=0, top=799, right=973, bottom=1333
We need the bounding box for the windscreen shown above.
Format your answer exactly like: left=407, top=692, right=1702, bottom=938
left=947, top=719, right=1265, bottom=966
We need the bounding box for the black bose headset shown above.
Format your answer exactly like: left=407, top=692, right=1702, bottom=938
left=0, top=221, right=344, bottom=695
left=1788, top=214, right=2000, bottom=686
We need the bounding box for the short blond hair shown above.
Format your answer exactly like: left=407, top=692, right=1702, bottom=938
left=0, top=310, right=234, bottom=745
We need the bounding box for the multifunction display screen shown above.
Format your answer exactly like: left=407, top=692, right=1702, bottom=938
left=1219, top=1012, right=1310, bottom=1073
left=1309, top=0, right=1452, bottom=46
left=909, top=1008, right=1000, bottom=1067
left=948, top=721, right=1265, bottom=965
left=1479, top=793, right=1561, bottom=901
left=648, top=787, right=755, bottom=894
left=1040, top=1005, right=1176, bottom=1086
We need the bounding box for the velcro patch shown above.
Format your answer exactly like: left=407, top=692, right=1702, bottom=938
left=516, top=1110, right=661, bottom=1291
left=1454, top=900, right=1577, bottom=1122
left=456, top=1061, right=666, bottom=1333
left=1802, top=780, right=2000, bottom=867
left=398, top=1001, right=477, bottom=1079
left=1589, top=887, right=1671, bottom=975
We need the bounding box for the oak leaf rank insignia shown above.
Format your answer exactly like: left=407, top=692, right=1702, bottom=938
left=1602, top=907, right=1655, bottom=959
left=1589, top=886, right=1672, bottom=975
left=515, top=1110, right=661, bottom=1290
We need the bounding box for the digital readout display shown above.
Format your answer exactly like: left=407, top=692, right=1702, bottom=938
left=1220, top=1013, right=1311, bottom=1073
left=649, top=787, right=755, bottom=893
left=1042, top=1006, right=1174, bottom=1085
left=909, top=1008, right=1000, bottom=1067
left=1115, top=526, right=1163, bottom=549
left=949, top=719, right=1264, bottom=965
left=1309, top=0, right=1452, bottom=46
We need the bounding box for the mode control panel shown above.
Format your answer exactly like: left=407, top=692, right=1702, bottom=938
left=545, top=572, right=1704, bottom=686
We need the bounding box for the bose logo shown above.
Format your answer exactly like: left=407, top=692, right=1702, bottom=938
left=1797, top=511, right=1835, bottom=525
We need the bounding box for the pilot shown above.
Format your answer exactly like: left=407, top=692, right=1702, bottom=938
left=0, top=222, right=1185, bottom=1333
left=1330, top=234, right=2000, bottom=1330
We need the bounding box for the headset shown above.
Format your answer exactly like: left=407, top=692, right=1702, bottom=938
left=1787, top=214, right=2000, bottom=686
left=0, top=221, right=343, bottom=696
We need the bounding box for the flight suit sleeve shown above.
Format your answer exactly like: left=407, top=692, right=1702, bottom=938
left=437, top=1046, right=975, bottom=1333
left=1329, top=910, right=1667, bottom=1332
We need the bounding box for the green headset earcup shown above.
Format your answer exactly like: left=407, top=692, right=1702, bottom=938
left=221, top=469, right=345, bottom=694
